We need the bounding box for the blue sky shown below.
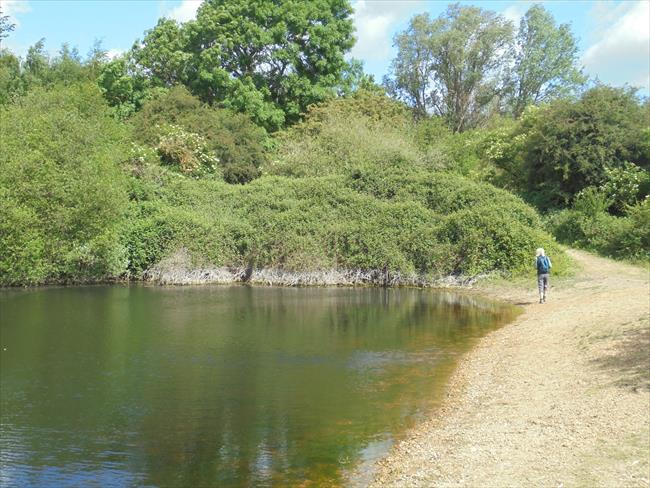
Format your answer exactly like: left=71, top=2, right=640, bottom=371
left=1, top=0, right=648, bottom=93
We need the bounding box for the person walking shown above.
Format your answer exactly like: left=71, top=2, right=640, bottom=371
left=536, top=248, right=552, bottom=303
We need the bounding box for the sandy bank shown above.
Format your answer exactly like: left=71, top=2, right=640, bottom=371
left=367, top=249, right=650, bottom=487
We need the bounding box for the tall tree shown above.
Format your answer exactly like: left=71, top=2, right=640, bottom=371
left=0, top=6, right=15, bottom=45
left=509, top=4, right=585, bottom=117
left=131, top=0, right=355, bottom=130
left=131, top=18, right=190, bottom=88
left=383, top=13, right=436, bottom=118
left=386, top=5, right=513, bottom=132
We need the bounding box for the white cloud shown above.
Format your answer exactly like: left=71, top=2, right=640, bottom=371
left=350, top=0, right=424, bottom=61
left=582, top=0, right=650, bottom=91
left=502, top=3, right=527, bottom=26
left=0, top=0, right=31, bottom=27
left=164, top=0, right=201, bottom=23
left=106, top=48, right=124, bottom=60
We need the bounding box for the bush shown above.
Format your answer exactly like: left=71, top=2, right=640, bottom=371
left=572, top=187, right=612, bottom=217
left=268, top=95, right=439, bottom=178
left=598, top=162, right=650, bottom=214
left=1, top=82, right=570, bottom=285
left=120, top=165, right=564, bottom=279
left=521, top=86, right=648, bottom=209
left=348, top=168, right=541, bottom=227
left=131, top=86, right=268, bottom=183
left=0, top=83, right=129, bottom=285
left=156, top=124, right=221, bottom=177
left=547, top=198, right=650, bottom=261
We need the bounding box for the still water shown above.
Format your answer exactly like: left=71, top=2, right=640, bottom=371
left=0, top=286, right=518, bottom=487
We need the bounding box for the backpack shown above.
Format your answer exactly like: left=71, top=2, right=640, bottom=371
left=537, top=255, right=550, bottom=274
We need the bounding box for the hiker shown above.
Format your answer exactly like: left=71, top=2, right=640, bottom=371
left=535, top=248, right=552, bottom=303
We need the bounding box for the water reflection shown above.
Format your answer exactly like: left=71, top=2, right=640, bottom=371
left=0, top=286, right=518, bottom=486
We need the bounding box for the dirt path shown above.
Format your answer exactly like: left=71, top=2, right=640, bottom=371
left=368, top=249, right=650, bottom=487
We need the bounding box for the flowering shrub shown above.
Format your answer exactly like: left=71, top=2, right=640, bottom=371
left=126, top=143, right=158, bottom=177
left=598, top=162, right=649, bottom=213
left=156, top=124, right=220, bottom=177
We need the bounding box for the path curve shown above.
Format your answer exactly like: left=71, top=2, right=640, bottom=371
left=368, top=249, right=650, bottom=487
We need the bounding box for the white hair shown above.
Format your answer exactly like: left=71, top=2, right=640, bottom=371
left=536, top=248, right=545, bottom=256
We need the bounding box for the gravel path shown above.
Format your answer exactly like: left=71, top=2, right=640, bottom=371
left=367, top=249, right=650, bottom=487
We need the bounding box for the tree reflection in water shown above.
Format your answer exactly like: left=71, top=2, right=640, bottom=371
left=0, top=286, right=518, bottom=487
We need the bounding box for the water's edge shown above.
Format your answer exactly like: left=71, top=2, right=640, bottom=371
left=142, top=251, right=492, bottom=287
left=347, top=292, right=523, bottom=486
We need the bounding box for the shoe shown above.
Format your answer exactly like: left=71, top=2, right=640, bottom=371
left=539, top=299, right=543, bottom=304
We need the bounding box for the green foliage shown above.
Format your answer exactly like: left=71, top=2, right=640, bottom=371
left=547, top=200, right=650, bottom=262
left=97, top=56, right=153, bottom=118
left=131, top=0, right=355, bottom=130
left=336, top=59, right=383, bottom=97
left=509, top=4, right=585, bottom=116
left=0, top=83, right=129, bottom=285
left=131, top=86, right=268, bottom=183
left=478, top=88, right=649, bottom=211
left=0, top=38, right=115, bottom=106
left=0, top=6, right=15, bottom=42
left=522, top=86, right=648, bottom=209
left=269, top=93, right=436, bottom=177
left=598, top=162, right=650, bottom=214
left=436, top=205, right=563, bottom=275
left=0, top=26, right=574, bottom=286
left=0, top=49, right=22, bottom=104
left=572, top=187, right=612, bottom=217
left=156, top=124, right=221, bottom=177
left=118, top=152, right=564, bottom=280
left=386, top=5, right=513, bottom=131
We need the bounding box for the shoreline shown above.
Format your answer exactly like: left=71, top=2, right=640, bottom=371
left=365, top=249, right=650, bottom=487
left=142, top=250, right=488, bottom=288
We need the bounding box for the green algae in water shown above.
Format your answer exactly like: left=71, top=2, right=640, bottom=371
left=0, top=286, right=518, bottom=487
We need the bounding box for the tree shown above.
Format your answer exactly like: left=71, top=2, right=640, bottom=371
left=336, top=58, right=382, bottom=97
left=0, top=6, right=15, bottom=45
left=131, top=18, right=190, bottom=88
left=386, top=5, right=513, bottom=132
left=509, top=4, right=585, bottom=117
left=50, top=43, right=85, bottom=84
left=131, top=0, right=355, bottom=130
left=85, top=39, right=109, bottom=79
left=23, top=39, right=50, bottom=86
left=97, top=56, right=153, bottom=117
left=384, top=13, right=436, bottom=118
left=521, top=86, right=648, bottom=209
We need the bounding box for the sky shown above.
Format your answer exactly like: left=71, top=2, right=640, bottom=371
left=1, top=0, right=648, bottom=93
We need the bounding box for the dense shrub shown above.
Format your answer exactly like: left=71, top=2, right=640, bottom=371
left=348, top=168, right=541, bottom=227
left=598, top=162, right=650, bottom=214
left=520, top=86, right=649, bottom=209
left=547, top=199, right=650, bottom=261
left=0, top=84, right=129, bottom=285
left=131, top=86, right=268, bottom=183
left=268, top=94, right=440, bottom=178
left=118, top=164, right=565, bottom=279
left=156, top=124, right=221, bottom=177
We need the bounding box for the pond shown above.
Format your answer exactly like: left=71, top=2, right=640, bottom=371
left=0, top=286, right=518, bottom=487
